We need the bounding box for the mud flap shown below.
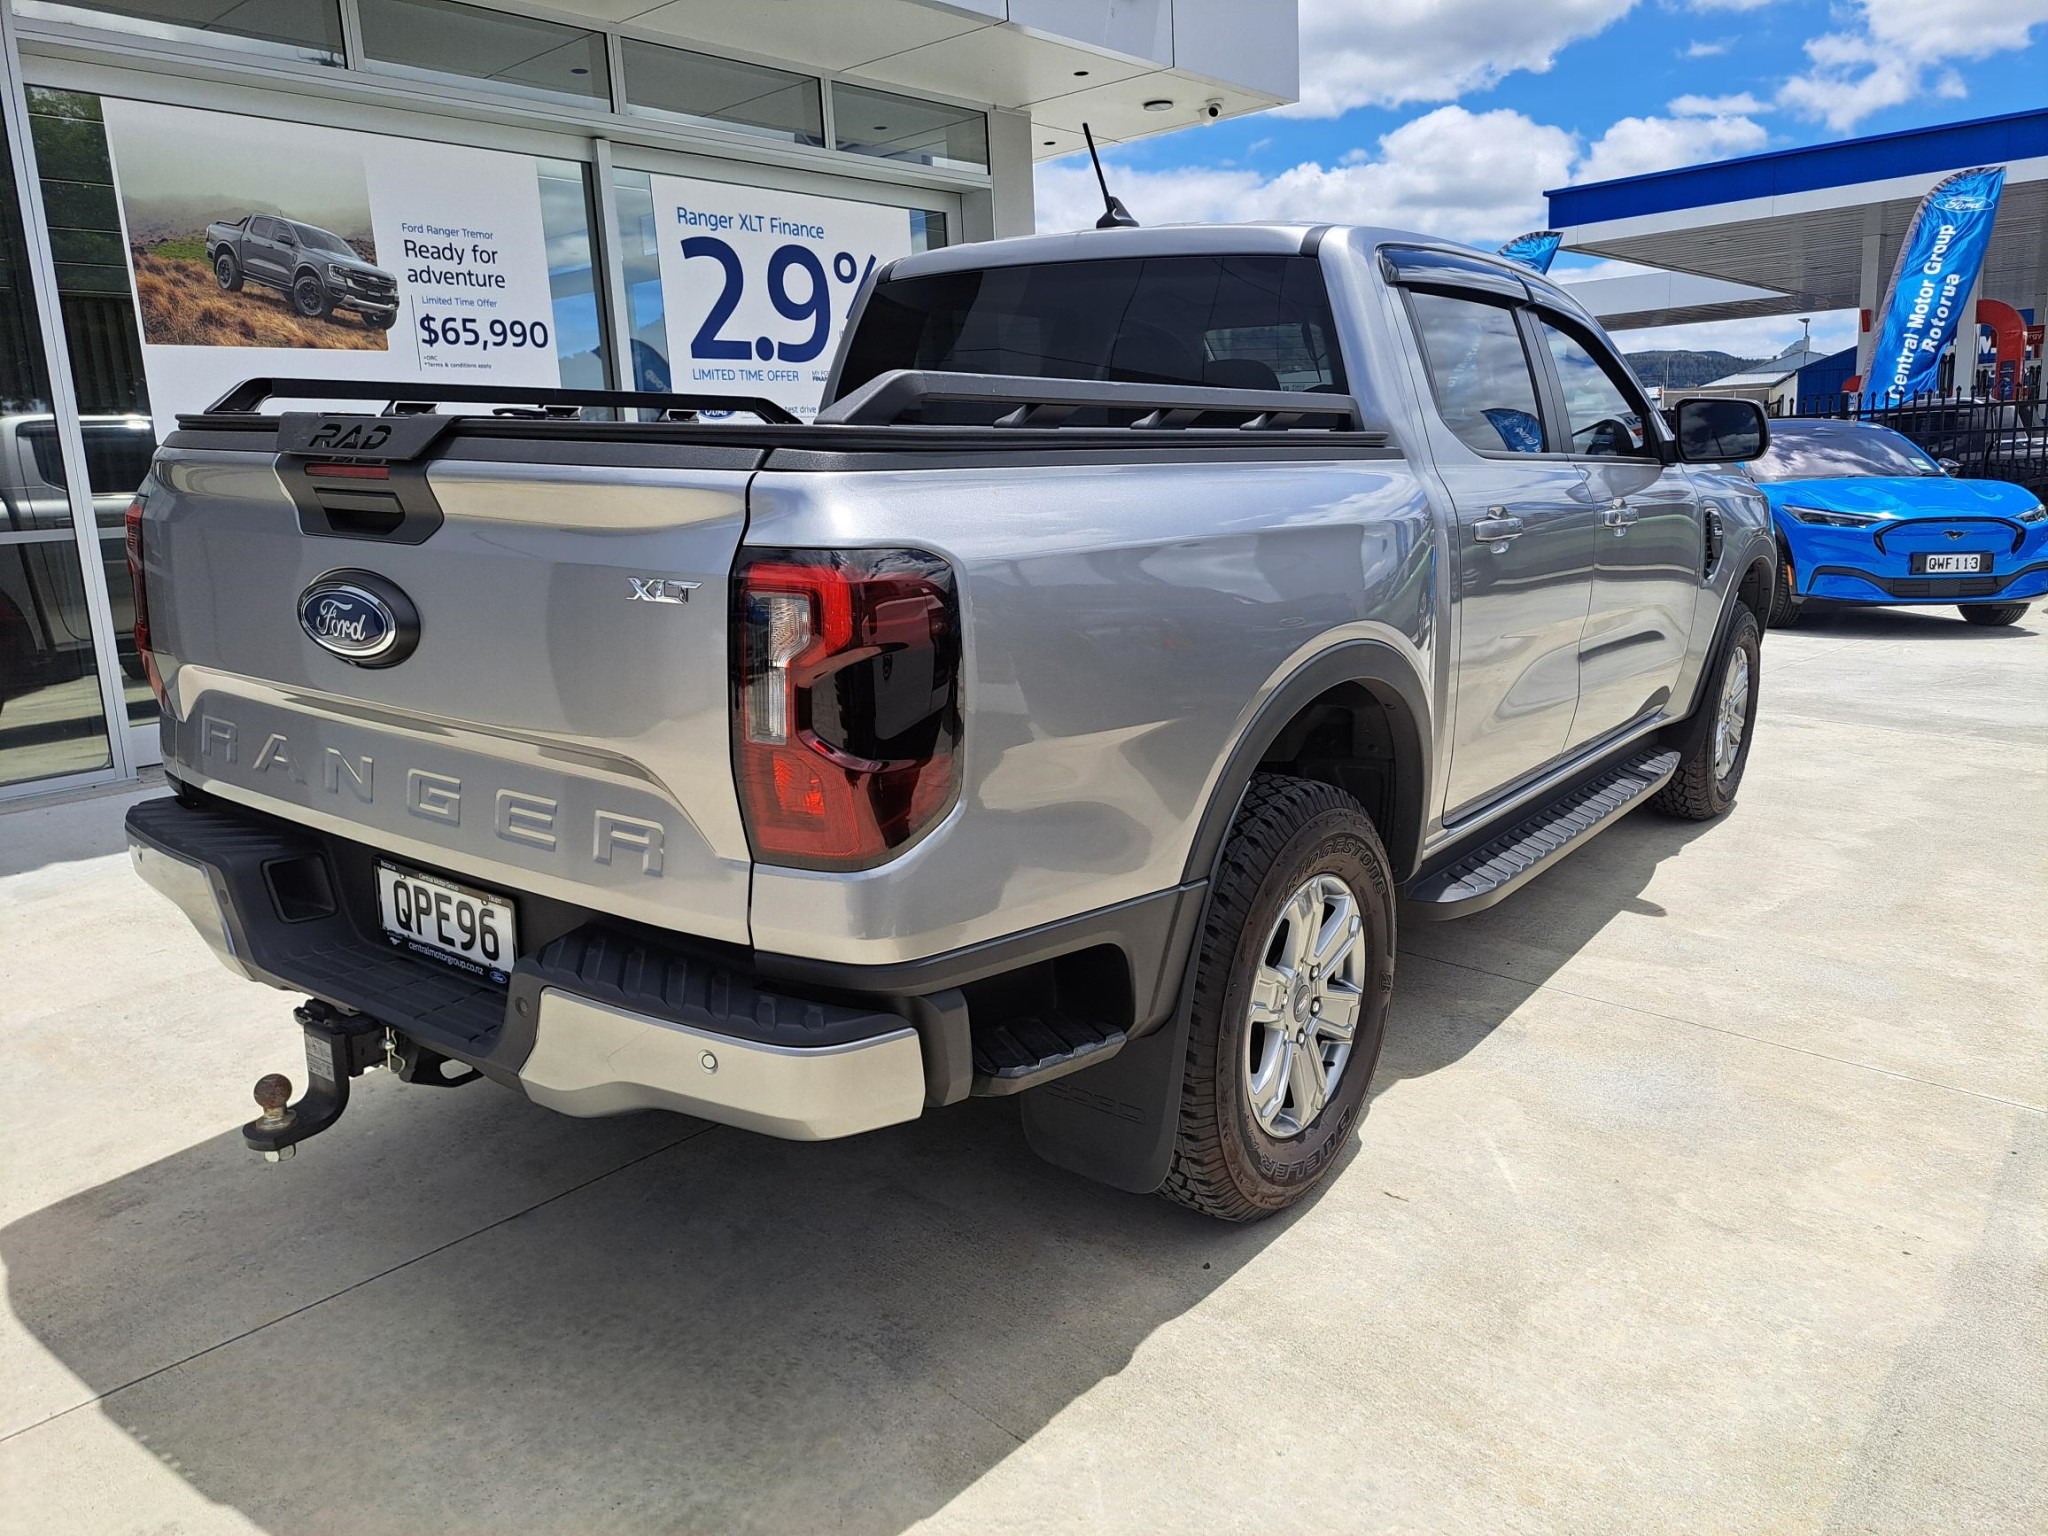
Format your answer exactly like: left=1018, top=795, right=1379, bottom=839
left=1018, top=998, right=1192, bottom=1194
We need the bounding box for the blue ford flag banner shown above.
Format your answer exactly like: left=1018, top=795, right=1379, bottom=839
left=1498, top=231, right=1562, bottom=274
left=1870, top=166, right=2006, bottom=398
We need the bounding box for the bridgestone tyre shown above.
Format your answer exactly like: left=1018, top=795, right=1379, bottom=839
left=363, top=311, right=396, bottom=331
left=292, top=274, right=332, bottom=320
left=214, top=251, right=242, bottom=292
left=1768, top=550, right=1802, bottom=628
left=1162, top=774, right=1395, bottom=1222
left=1958, top=602, right=2029, bottom=627
left=1654, top=603, right=1761, bottom=822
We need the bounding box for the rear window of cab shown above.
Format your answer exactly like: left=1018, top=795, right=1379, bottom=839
left=838, top=254, right=1348, bottom=405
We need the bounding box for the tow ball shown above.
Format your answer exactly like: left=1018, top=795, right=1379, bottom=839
left=244, top=999, right=480, bottom=1161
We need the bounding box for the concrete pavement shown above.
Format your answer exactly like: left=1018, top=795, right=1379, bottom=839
left=1, top=602, right=2043, bottom=1535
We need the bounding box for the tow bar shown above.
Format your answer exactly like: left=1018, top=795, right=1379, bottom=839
left=244, top=999, right=480, bottom=1161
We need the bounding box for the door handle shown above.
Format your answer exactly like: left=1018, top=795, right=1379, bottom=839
left=1473, top=511, right=1526, bottom=544
left=1601, top=500, right=1640, bottom=530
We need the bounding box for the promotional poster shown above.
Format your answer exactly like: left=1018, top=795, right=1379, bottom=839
left=649, top=174, right=917, bottom=418
left=100, top=98, right=562, bottom=435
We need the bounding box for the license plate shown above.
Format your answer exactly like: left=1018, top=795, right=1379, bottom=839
left=1915, top=551, right=1988, bottom=574
left=375, top=862, right=517, bottom=983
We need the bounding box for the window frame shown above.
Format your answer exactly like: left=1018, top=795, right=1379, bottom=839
left=1526, top=306, right=1664, bottom=465
left=1398, top=284, right=1556, bottom=461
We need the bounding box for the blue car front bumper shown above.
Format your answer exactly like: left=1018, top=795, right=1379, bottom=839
left=1782, top=515, right=2048, bottom=607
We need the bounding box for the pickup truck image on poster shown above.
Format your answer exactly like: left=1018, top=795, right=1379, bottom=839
left=99, top=97, right=562, bottom=433
left=650, top=175, right=916, bottom=418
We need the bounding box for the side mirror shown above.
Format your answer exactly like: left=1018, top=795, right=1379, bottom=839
left=1937, top=457, right=1962, bottom=475
left=1672, top=396, right=1768, bottom=464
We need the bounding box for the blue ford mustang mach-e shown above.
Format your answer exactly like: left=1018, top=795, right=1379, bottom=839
left=1750, top=419, right=2047, bottom=627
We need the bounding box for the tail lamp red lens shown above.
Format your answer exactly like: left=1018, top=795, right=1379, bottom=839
left=124, top=496, right=167, bottom=711
left=733, top=547, right=961, bottom=870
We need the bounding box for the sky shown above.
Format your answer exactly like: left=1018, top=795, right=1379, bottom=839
left=1033, top=0, right=2048, bottom=359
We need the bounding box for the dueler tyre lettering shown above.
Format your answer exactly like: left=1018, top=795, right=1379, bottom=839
left=1162, top=774, right=1395, bottom=1221
left=1655, top=603, right=1761, bottom=821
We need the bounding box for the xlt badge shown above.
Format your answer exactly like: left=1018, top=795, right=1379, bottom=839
left=628, top=575, right=699, bottom=604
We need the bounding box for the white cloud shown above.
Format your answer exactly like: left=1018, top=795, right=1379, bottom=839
left=1686, top=0, right=1778, bottom=12
left=1575, top=111, right=1769, bottom=184
left=1037, top=101, right=1770, bottom=244
left=1285, top=0, right=1639, bottom=116
left=1037, top=106, right=1578, bottom=244
left=1778, top=0, right=2048, bottom=130
left=1683, top=39, right=1732, bottom=57
left=1668, top=92, right=1766, bottom=116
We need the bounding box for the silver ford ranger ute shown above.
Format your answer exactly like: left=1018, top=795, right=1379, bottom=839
left=124, top=224, right=1775, bottom=1220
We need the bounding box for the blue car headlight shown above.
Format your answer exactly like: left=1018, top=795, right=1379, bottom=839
left=2019, top=501, right=2046, bottom=525
left=1786, top=505, right=1881, bottom=528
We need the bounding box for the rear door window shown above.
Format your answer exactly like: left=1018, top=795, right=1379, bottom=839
left=838, top=254, right=1346, bottom=400
left=1406, top=290, right=1548, bottom=454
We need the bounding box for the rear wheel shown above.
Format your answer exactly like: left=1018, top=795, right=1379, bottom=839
left=1162, top=774, right=1394, bottom=1222
left=1654, top=603, right=1760, bottom=822
left=213, top=251, right=242, bottom=292
left=1958, top=602, right=2029, bottom=627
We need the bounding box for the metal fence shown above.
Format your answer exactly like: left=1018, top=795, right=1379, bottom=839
left=1777, top=392, right=2048, bottom=497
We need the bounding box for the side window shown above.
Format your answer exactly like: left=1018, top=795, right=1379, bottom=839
left=247, top=217, right=273, bottom=240
left=1539, top=319, right=1652, bottom=458
left=1407, top=290, right=1547, bottom=455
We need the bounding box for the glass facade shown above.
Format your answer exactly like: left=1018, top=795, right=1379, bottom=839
left=832, top=83, right=988, bottom=173
left=29, top=86, right=160, bottom=747
left=622, top=39, right=823, bottom=146
left=358, top=0, right=609, bottom=105
left=1, top=93, right=115, bottom=787
left=13, top=0, right=342, bottom=64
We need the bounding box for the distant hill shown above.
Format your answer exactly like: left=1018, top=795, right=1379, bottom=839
left=1624, top=350, right=1767, bottom=389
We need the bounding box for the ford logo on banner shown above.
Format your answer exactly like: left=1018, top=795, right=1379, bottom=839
left=1869, top=165, right=2007, bottom=400
left=297, top=571, right=420, bottom=668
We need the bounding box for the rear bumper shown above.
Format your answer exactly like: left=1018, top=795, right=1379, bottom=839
left=126, top=796, right=926, bottom=1141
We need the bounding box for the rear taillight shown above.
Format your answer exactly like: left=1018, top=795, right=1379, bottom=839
left=124, top=496, right=167, bottom=711
left=733, top=547, right=961, bottom=871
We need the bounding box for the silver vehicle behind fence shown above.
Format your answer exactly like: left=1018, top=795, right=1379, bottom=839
left=125, top=224, right=1775, bottom=1219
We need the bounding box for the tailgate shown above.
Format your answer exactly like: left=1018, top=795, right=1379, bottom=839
left=145, top=426, right=758, bottom=943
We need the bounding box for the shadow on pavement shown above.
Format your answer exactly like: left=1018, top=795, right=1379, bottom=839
left=1378, top=808, right=1720, bottom=1097
left=3, top=802, right=1718, bottom=1534
left=1787, top=603, right=2040, bottom=640
left=4, top=1088, right=1290, bottom=1534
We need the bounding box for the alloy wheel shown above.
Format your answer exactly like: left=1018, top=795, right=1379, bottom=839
left=1713, top=647, right=1750, bottom=781
left=1243, top=872, right=1365, bottom=1137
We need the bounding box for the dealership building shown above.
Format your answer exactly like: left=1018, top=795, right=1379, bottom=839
left=0, top=0, right=1297, bottom=799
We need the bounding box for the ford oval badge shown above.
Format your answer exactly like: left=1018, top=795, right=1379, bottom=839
left=297, top=570, right=419, bottom=668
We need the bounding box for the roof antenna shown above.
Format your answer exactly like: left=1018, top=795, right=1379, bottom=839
left=1083, top=124, right=1138, bottom=229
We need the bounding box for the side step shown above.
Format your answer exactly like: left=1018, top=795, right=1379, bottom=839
left=1404, top=748, right=1680, bottom=921
left=971, top=1012, right=1126, bottom=1097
